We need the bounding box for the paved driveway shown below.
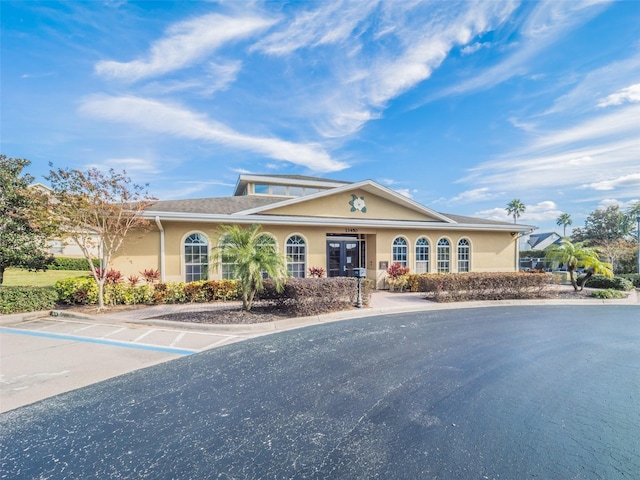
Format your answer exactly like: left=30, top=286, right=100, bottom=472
left=1, top=305, right=639, bottom=479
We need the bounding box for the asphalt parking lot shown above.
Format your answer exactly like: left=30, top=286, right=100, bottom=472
left=1, top=305, right=638, bottom=479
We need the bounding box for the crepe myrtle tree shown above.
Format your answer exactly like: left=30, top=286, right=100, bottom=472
left=212, top=224, right=288, bottom=311
left=545, top=238, right=613, bottom=291
left=46, top=165, right=156, bottom=310
left=0, top=155, right=57, bottom=284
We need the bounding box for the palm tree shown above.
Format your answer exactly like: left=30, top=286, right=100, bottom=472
left=506, top=199, right=526, bottom=224
left=213, top=224, right=288, bottom=311
left=545, top=238, right=613, bottom=291
left=556, top=212, right=572, bottom=237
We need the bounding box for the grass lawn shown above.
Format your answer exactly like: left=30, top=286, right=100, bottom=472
left=2, top=268, right=91, bottom=287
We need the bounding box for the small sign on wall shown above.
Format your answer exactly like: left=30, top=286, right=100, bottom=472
left=378, top=261, right=389, bottom=270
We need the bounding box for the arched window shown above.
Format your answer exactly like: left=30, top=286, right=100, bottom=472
left=415, top=237, right=429, bottom=273
left=458, top=238, right=470, bottom=273
left=392, top=237, right=408, bottom=267
left=184, top=233, right=208, bottom=282
left=219, top=234, right=236, bottom=280
left=286, top=235, right=306, bottom=278
left=257, top=234, right=276, bottom=279
left=437, top=238, right=450, bottom=273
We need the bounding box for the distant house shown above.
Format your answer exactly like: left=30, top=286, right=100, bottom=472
left=519, top=232, right=563, bottom=270
left=29, top=183, right=99, bottom=259
left=112, top=174, right=536, bottom=288
left=522, top=232, right=562, bottom=251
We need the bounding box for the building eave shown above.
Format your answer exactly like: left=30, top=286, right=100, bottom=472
left=142, top=210, right=536, bottom=233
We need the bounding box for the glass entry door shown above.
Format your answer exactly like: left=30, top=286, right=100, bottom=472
left=327, top=240, right=360, bottom=277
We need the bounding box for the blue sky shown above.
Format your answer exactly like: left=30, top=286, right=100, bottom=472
left=2, top=0, right=639, bottom=234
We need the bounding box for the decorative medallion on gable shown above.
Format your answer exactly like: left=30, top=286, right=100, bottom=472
left=349, top=194, right=367, bottom=213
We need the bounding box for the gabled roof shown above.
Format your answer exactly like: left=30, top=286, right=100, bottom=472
left=143, top=177, right=536, bottom=233
left=235, top=179, right=455, bottom=222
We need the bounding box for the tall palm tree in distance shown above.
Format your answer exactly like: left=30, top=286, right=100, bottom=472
left=506, top=199, right=526, bottom=224
left=556, top=212, right=572, bottom=237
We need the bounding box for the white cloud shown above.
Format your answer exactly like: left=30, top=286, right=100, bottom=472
left=95, top=13, right=275, bottom=82
left=85, top=157, right=161, bottom=175
left=394, top=188, right=414, bottom=199
left=253, top=1, right=379, bottom=55
left=598, top=198, right=640, bottom=210
left=203, top=61, right=242, bottom=93
left=476, top=200, right=561, bottom=223
left=597, top=83, right=640, bottom=108
left=253, top=1, right=518, bottom=138
left=463, top=104, right=640, bottom=192
left=79, top=95, right=347, bottom=172
left=431, top=0, right=612, bottom=99
left=582, top=173, right=640, bottom=191
left=531, top=103, right=640, bottom=150
left=450, top=187, right=497, bottom=203
left=544, top=54, right=640, bottom=115
left=461, top=41, right=491, bottom=55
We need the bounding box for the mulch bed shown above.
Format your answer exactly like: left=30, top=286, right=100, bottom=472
left=148, top=305, right=295, bottom=324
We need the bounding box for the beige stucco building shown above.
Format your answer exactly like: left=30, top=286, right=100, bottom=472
left=112, top=174, right=535, bottom=288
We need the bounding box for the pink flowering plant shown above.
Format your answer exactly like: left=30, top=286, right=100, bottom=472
left=387, top=262, right=410, bottom=292
left=308, top=266, right=326, bottom=278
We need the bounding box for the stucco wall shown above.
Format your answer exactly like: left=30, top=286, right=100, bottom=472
left=112, top=222, right=517, bottom=286
left=264, top=189, right=440, bottom=221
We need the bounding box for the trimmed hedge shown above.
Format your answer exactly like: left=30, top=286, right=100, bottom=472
left=54, top=278, right=241, bottom=305
left=407, top=272, right=551, bottom=302
left=583, top=275, right=634, bottom=291
left=618, top=274, right=640, bottom=288
left=49, top=257, right=100, bottom=271
left=258, top=277, right=372, bottom=316
left=0, top=286, right=58, bottom=314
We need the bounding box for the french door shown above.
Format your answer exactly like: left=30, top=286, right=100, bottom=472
left=326, top=239, right=361, bottom=277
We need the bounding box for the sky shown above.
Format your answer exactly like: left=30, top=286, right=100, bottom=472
left=2, top=0, right=639, bottom=235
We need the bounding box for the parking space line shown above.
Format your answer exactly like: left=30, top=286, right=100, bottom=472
left=73, top=324, right=98, bottom=333
left=101, top=327, right=127, bottom=338
left=0, top=327, right=195, bottom=355
left=133, top=329, right=155, bottom=343
left=170, top=332, right=186, bottom=347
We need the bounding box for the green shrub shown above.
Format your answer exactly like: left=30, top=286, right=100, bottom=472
left=54, top=277, right=99, bottom=304
left=54, top=277, right=240, bottom=306
left=258, top=277, right=371, bottom=316
left=589, top=288, right=625, bottom=299
left=618, top=274, right=640, bottom=288
left=0, top=286, right=59, bottom=314
left=584, top=275, right=634, bottom=291
left=104, top=284, right=155, bottom=305
left=407, top=272, right=551, bottom=302
left=49, top=257, right=100, bottom=271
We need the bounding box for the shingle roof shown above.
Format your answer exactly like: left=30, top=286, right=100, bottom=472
left=440, top=213, right=517, bottom=226
left=146, top=196, right=288, bottom=214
